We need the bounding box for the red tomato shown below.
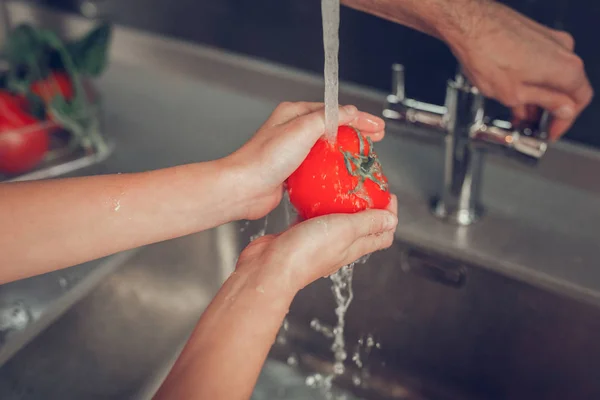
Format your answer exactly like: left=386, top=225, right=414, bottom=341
left=31, top=71, right=74, bottom=103
left=0, top=92, right=50, bottom=174
left=287, top=125, right=391, bottom=219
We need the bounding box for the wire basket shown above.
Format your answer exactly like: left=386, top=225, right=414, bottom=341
left=0, top=19, right=113, bottom=182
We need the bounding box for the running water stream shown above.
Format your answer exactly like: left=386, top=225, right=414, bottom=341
left=272, top=2, right=366, bottom=396
left=304, top=0, right=363, bottom=397
left=322, top=0, right=340, bottom=143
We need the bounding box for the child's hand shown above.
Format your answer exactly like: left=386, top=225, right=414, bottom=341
left=235, top=194, right=398, bottom=295
left=225, top=101, right=386, bottom=221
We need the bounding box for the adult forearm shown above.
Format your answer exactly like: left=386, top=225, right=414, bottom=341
left=341, top=0, right=482, bottom=42
left=0, top=160, right=246, bottom=284
left=154, top=262, right=295, bottom=400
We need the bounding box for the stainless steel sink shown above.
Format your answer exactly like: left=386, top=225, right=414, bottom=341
left=1, top=203, right=600, bottom=400
left=1, top=4, right=600, bottom=400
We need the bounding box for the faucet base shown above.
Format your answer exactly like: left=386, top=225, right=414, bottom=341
left=431, top=198, right=483, bottom=226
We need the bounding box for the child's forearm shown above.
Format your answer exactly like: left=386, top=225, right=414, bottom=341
left=153, top=261, right=295, bottom=400
left=0, top=159, right=247, bottom=284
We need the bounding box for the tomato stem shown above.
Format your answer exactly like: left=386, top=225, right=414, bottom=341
left=340, top=127, right=388, bottom=197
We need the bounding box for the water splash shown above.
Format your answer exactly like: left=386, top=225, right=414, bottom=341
left=305, top=254, right=371, bottom=397
left=284, top=192, right=298, bottom=227
left=329, top=264, right=355, bottom=377
left=351, top=333, right=381, bottom=388
left=277, top=317, right=290, bottom=346
left=287, top=353, right=299, bottom=367
left=239, top=220, right=251, bottom=232
left=250, top=215, right=269, bottom=242
left=311, top=318, right=334, bottom=338
left=305, top=263, right=355, bottom=399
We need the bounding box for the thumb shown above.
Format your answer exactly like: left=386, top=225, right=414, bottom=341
left=262, top=105, right=360, bottom=186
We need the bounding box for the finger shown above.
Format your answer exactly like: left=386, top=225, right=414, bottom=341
left=386, top=194, right=398, bottom=216
left=348, top=112, right=386, bottom=140
left=511, top=105, right=528, bottom=122
left=511, top=105, right=541, bottom=130
left=547, top=83, right=594, bottom=139
left=516, top=85, right=578, bottom=139
left=571, top=81, right=594, bottom=115
left=267, top=102, right=384, bottom=134
left=237, top=234, right=276, bottom=265
left=332, top=209, right=398, bottom=242
left=549, top=118, right=574, bottom=141
left=520, top=86, right=576, bottom=116
left=266, top=102, right=324, bottom=127
left=531, top=53, right=590, bottom=105
left=271, top=102, right=385, bottom=140
left=345, top=231, right=395, bottom=264
left=280, top=104, right=360, bottom=146
left=317, top=210, right=397, bottom=267
left=364, top=131, right=385, bottom=142
left=524, top=104, right=542, bottom=122
left=551, top=30, right=575, bottom=51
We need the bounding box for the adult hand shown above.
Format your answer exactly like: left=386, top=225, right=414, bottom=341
left=236, top=194, right=398, bottom=294
left=446, top=1, right=593, bottom=140
left=225, top=102, right=386, bottom=220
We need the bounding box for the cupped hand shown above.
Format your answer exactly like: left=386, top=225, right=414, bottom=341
left=236, top=194, right=398, bottom=295
left=225, top=102, right=386, bottom=220
left=447, top=1, right=593, bottom=140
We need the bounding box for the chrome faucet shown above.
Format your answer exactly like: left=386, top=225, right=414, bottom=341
left=383, top=64, right=551, bottom=226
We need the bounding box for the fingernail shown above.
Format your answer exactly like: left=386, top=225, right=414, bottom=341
left=555, top=105, right=574, bottom=119
left=344, top=105, right=358, bottom=114
left=384, top=213, right=397, bottom=231
left=362, top=115, right=384, bottom=128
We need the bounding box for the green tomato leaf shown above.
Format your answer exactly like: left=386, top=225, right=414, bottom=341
left=48, top=93, right=71, bottom=117
left=5, top=24, right=44, bottom=65
left=4, top=24, right=52, bottom=90
left=70, top=22, right=112, bottom=77
left=25, top=92, right=47, bottom=120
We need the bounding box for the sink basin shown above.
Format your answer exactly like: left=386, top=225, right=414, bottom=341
left=1, top=4, right=600, bottom=400
left=1, top=203, right=600, bottom=400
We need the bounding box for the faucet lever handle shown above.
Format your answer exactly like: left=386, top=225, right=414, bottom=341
left=513, top=108, right=552, bottom=141
left=476, top=108, right=550, bottom=162
left=509, top=108, right=551, bottom=161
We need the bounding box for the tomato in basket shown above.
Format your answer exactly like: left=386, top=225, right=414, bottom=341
left=0, top=91, right=50, bottom=174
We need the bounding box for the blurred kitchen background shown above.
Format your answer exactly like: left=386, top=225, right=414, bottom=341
left=22, top=0, right=599, bottom=148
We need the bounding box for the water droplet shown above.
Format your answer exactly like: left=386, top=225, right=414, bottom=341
left=250, top=216, right=268, bottom=242
left=332, top=362, right=345, bottom=375
left=287, top=354, right=298, bottom=366
left=239, top=220, right=250, bottom=232
left=366, top=335, right=375, bottom=348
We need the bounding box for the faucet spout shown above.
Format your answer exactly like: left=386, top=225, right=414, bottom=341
left=383, top=64, right=551, bottom=226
